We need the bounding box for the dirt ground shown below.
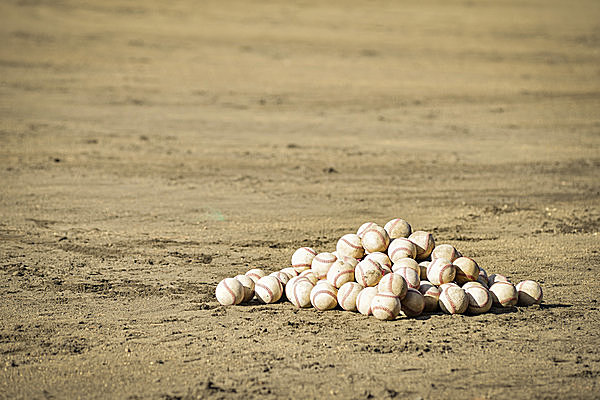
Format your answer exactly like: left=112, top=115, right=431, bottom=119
left=1, top=0, right=599, bottom=398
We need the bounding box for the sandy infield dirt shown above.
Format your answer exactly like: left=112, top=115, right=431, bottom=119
left=1, top=0, right=599, bottom=398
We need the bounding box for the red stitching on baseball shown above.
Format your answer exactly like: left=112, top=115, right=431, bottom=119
left=256, top=282, right=274, bottom=301
left=372, top=305, right=395, bottom=319
left=390, top=246, right=413, bottom=260
left=389, top=218, right=401, bottom=233
left=340, top=237, right=362, bottom=250
left=468, top=287, right=488, bottom=309
left=302, top=247, right=317, bottom=256
left=334, top=269, right=354, bottom=287
left=445, top=290, right=457, bottom=314
left=312, top=289, right=337, bottom=310
left=293, top=281, right=303, bottom=307
left=358, top=223, right=376, bottom=236
left=340, top=285, right=354, bottom=308
left=365, top=229, right=386, bottom=247
left=500, top=296, right=517, bottom=305
left=438, top=263, right=452, bottom=285
left=292, top=263, right=312, bottom=268
left=357, top=264, right=367, bottom=286
left=222, top=280, right=237, bottom=304
left=314, top=255, right=336, bottom=264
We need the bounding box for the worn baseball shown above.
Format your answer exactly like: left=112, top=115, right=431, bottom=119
left=361, top=227, right=390, bottom=253
left=388, top=238, right=417, bottom=263
left=426, top=258, right=456, bottom=286
left=453, top=257, right=479, bottom=285
left=488, top=273, right=510, bottom=287
left=281, top=267, right=299, bottom=277
left=418, top=261, right=430, bottom=280
left=465, top=286, right=492, bottom=314
left=234, top=274, right=255, bottom=302
left=384, top=218, right=412, bottom=239
left=337, top=282, right=364, bottom=311
left=338, top=255, right=359, bottom=268
left=418, top=281, right=441, bottom=312
left=462, top=281, right=486, bottom=290
left=336, top=233, right=365, bottom=259
left=270, top=271, right=292, bottom=285
left=216, top=278, right=245, bottom=306
left=402, top=288, right=425, bottom=317
left=489, top=281, right=518, bottom=307
left=355, top=259, right=384, bottom=287
left=377, top=273, right=407, bottom=300
left=255, top=276, right=283, bottom=304
left=516, top=280, right=543, bottom=306
left=439, top=286, right=469, bottom=314
left=439, top=282, right=460, bottom=291
left=291, top=247, right=317, bottom=272
left=357, top=222, right=379, bottom=238
left=408, top=231, right=435, bottom=261
left=326, top=259, right=355, bottom=288
left=310, top=281, right=338, bottom=311
left=299, top=269, right=319, bottom=285
left=371, top=293, right=402, bottom=321
left=392, top=258, right=420, bottom=273
left=356, top=286, right=378, bottom=315
left=394, top=268, right=420, bottom=289
left=311, top=252, right=337, bottom=279
left=245, top=268, right=267, bottom=284
left=431, top=244, right=460, bottom=262
left=365, top=252, right=392, bottom=272
left=286, top=276, right=315, bottom=308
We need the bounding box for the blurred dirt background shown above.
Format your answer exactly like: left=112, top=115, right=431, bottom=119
left=1, top=0, right=599, bottom=398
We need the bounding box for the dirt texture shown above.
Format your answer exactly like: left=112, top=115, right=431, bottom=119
left=1, top=0, right=600, bottom=399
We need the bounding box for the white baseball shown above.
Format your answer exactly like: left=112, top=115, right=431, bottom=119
left=355, top=259, right=384, bottom=287
left=371, top=293, right=401, bottom=320
left=387, top=238, right=417, bottom=263
left=310, top=281, right=338, bottom=311
left=357, top=222, right=379, bottom=238
left=365, top=252, right=392, bottom=271
left=270, top=271, right=292, bottom=285
left=394, top=268, right=420, bottom=290
left=361, top=227, right=390, bottom=253
left=431, top=244, right=460, bottom=262
left=462, top=281, right=486, bottom=290
left=408, top=231, right=435, bottom=261
left=311, top=252, right=337, bottom=279
left=384, top=218, right=412, bottom=239
left=489, top=281, right=518, bottom=307
left=299, top=269, right=318, bottom=285
left=439, top=286, right=469, bottom=314
left=401, top=288, right=425, bottom=317
left=281, top=267, right=299, bottom=277
left=336, top=234, right=365, bottom=259
left=516, top=280, right=543, bottom=306
left=216, top=277, right=245, bottom=306
left=338, top=255, right=359, bottom=268
left=326, top=259, right=355, bottom=288
left=291, top=247, right=317, bottom=272
left=418, top=281, right=441, bottom=313
left=234, top=274, right=255, bottom=302
left=426, top=258, right=456, bottom=286
left=392, top=258, right=420, bottom=273
left=254, top=276, right=283, bottom=304
left=453, top=257, right=479, bottom=285
left=465, top=286, right=492, bottom=314
left=439, top=282, right=460, bottom=291
left=245, top=268, right=267, bottom=284
left=286, top=276, right=314, bottom=308
left=356, top=286, right=378, bottom=315
left=488, top=273, right=510, bottom=286
left=377, top=273, right=407, bottom=300
left=337, top=282, right=364, bottom=311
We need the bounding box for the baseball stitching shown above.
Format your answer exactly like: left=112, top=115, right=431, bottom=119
left=222, top=280, right=237, bottom=305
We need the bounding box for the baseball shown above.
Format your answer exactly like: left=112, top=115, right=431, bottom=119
left=254, top=276, right=283, bottom=304
left=392, top=258, right=420, bottom=273
left=310, top=281, right=338, bottom=311
left=453, top=257, right=479, bottom=285
left=338, top=255, right=359, bottom=268
left=357, top=222, right=379, bottom=238
left=426, top=258, right=456, bottom=286
left=516, top=280, right=543, bottom=306
left=361, top=226, right=390, bottom=253
left=489, top=281, right=518, bottom=307
left=281, top=267, right=299, bottom=277
left=418, top=261, right=430, bottom=280
left=387, top=238, right=417, bottom=263
left=365, top=252, right=392, bottom=272
left=462, top=281, right=486, bottom=290
left=465, top=285, right=492, bottom=314
left=245, top=268, right=267, bottom=284
left=418, top=281, right=441, bottom=312
left=394, top=268, right=420, bottom=289
left=401, top=288, right=425, bottom=317
left=356, top=286, right=378, bottom=315
left=311, top=252, right=338, bottom=279
left=431, top=244, right=460, bottom=262
left=270, top=270, right=292, bottom=285
left=439, top=286, right=469, bottom=314
left=384, top=218, right=412, bottom=239
left=291, top=247, right=317, bottom=272
left=355, top=259, right=384, bottom=287
left=408, top=231, right=435, bottom=261
left=299, top=269, right=319, bottom=285
left=439, top=282, right=460, bottom=291
left=488, top=273, right=510, bottom=287
left=336, top=233, right=365, bottom=259
left=377, top=273, right=407, bottom=300
left=371, top=293, right=402, bottom=320
left=234, top=274, right=255, bottom=302
left=326, top=259, right=355, bottom=288
left=286, top=276, right=314, bottom=308
left=337, top=282, right=364, bottom=311
left=215, top=278, right=245, bottom=306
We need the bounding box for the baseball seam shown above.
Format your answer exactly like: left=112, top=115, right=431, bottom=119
left=222, top=281, right=237, bottom=305
left=445, top=291, right=457, bottom=314
left=312, top=290, right=337, bottom=310
left=256, top=282, right=274, bottom=302
left=372, top=305, right=396, bottom=320
left=341, top=237, right=362, bottom=250
left=302, top=247, right=317, bottom=256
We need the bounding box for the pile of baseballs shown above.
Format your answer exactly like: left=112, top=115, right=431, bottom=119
left=215, top=218, right=543, bottom=320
